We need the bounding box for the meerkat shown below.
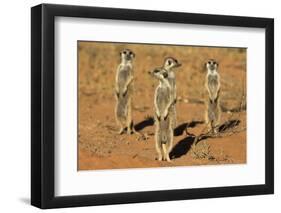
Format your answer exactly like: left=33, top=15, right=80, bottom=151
left=149, top=68, right=174, bottom=162
left=205, top=59, right=221, bottom=134
left=163, top=57, right=181, bottom=129
left=115, top=49, right=135, bottom=135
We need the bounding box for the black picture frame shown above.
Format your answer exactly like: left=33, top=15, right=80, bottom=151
left=31, top=3, right=274, bottom=209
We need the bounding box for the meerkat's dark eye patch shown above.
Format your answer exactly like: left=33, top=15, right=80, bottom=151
left=154, top=69, right=160, bottom=73
left=175, top=59, right=178, bottom=63
left=129, top=52, right=135, bottom=57
left=123, top=51, right=127, bottom=54
left=207, top=61, right=211, bottom=64
left=168, top=60, right=172, bottom=65
left=163, top=72, right=168, bottom=78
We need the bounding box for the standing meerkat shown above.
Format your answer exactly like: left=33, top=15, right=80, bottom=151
left=205, top=59, right=221, bottom=133
left=149, top=68, right=174, bottom=162
left=115, top=49, right=135, bottom=135
left=163, top=57, right=181, bottom=129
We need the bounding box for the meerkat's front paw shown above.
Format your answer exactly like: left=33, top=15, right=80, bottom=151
left=155, top=112, right=161, bottom=121
left=122, top=89, right=128, bottom=97
left=163, top=110, right=169, bottom=120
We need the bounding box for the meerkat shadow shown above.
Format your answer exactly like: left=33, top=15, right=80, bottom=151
left=174, top=121, right=204, bottom=136
left=134, top=116, right=155, bottom=131
left=169, top=136, right=196, bottom=159
left=218, top=119, right=240, bottom=133
left=221, top=104, right=246, bottom=113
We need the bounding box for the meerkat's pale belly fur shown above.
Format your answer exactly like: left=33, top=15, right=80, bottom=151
left=117, top=65, right=132, bottom=94
left=155, top=86, right=170, bottom=117
left=154, top=83, right=173, bottom=161
left=205, top=72, right=221, bottom=131
left=115, top=64, right=134, bottom=133
left=206, top=73, right=220, bottom=101
left=116, top=66, right=132, bottom=118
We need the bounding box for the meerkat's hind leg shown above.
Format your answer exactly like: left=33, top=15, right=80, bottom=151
left=126, top=99, right=134, bottom=135
left=172, top=105, right=177, bottom=129
left=167, top=139, right=173, bottom=162
left=161, top=144, right=166, bottom=161
left=162, top=144, right=171, bottom=162
left=126, top=105, right=144, bottom=137
left=126, top=113, right=132, bottom=135
left=118, top=122, right=126, bottom=135
left=214, top=106, right=221, bottom=134
left=157, top=149, right=163, bottom=161
left=155, top=139, right=163, bottom=161
left=213, top=117, right=220, bottom=134
left=116, top=117, right=126, bottom=134
left=205, top=105, right=209, bottom=124
left=206, top=102, right=214, bottom=134
left=127, top=120, right=134, bottom=135
left=213, top=113, right=219, bottom=134
left=166, top=154, right=171, bottom=162
left=205, top=114, right=212, bottom=133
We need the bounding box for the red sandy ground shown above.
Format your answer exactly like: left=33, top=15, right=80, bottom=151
left=78, top=42, right=247, bottom=170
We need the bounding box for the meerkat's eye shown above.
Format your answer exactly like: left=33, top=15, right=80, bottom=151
left=154, top=69, right=160, bottom=73
left=168, top=60, right=172, bottom=65
left=207, top=61, right=211, bottom=64
left=163, top=72, right=168, bottom=78
left=175, top=59, right=178, bottom=63
left=123, top=51, right=127, bottom=54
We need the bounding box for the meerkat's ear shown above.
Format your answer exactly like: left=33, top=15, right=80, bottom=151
left=205, top=62, right=208, bottom=69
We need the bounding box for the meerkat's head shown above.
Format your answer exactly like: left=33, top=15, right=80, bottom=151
left=148, top=68, right=169, bottom=81
left=163, top=57, right=181, bottom=70
left=120, top=49, right=135, bottom=63
left=206, top=59, right=219, bottom=72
